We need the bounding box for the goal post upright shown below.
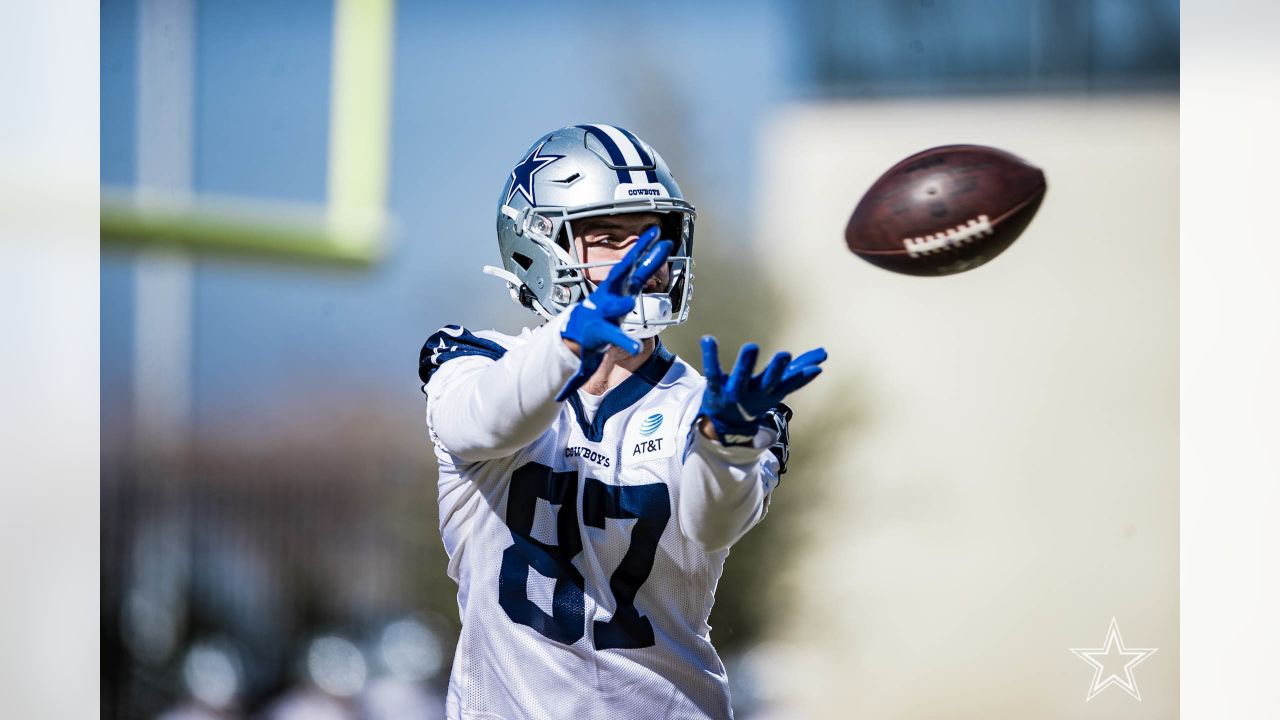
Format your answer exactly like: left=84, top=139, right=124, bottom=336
left=102, top=0, right=397, bottom=267
left=107, top=0, right=397, bottom=466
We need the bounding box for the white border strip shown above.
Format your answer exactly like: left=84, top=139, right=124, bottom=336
left=1182, top=1, right=1280, bottom=717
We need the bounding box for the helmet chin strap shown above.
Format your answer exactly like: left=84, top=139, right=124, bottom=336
left=620, top=293, right=672, bottom=339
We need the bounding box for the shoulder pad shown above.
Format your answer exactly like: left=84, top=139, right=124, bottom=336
left=419, top=325, right=508, bottom=384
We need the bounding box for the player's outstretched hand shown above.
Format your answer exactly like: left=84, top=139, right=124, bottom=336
left=698, top=336, right=827, bottom=445
left=557, top=226, right=673, bottom=401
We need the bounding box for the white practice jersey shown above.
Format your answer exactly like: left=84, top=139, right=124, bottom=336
left=419, top=313, right=785, bottom=720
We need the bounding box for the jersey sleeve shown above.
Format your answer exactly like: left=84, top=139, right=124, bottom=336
left=421, top=314, right=580, bottom=464
left=675, top=405, right=785, bottom=552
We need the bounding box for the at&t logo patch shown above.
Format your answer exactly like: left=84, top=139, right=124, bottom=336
left=639, top=413, right=663, bottom=436
left=625, top=409, right=677, bottom=462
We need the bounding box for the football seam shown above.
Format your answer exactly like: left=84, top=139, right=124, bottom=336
left=850, top=182, right=1045, bottom=256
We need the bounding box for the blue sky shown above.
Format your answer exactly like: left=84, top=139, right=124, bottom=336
left=101, top=0, right=793, bottom=435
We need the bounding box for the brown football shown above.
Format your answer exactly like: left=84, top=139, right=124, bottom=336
left=845, top=144, right=1046, bottom=276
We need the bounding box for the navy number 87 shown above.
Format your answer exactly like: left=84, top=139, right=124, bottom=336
left=498, top=461, right=671, bottom=650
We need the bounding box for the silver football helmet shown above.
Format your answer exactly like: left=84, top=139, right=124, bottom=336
left=484, top=124, right=696, bottom=338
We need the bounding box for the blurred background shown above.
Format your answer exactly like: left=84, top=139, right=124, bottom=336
left=100, top=1, right=1178, bottom=718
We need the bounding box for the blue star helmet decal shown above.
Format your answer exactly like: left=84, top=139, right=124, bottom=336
left=506, top=141, right=564, bottom=207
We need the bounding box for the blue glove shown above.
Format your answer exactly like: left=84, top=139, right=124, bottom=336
left=699, top=336, right=827, bottom=445
left=557, top=226, right=673, bottom=401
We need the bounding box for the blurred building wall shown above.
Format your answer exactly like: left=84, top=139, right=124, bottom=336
left=755, top=96, right=1177, bottom=718
left=793, top=0, right=1179, bottom=96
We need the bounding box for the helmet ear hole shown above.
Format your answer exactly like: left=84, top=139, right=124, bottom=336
left=511, top=252, right=534, bottom=271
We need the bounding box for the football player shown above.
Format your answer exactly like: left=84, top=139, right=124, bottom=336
left=418, top=124, right=826, bottom=719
